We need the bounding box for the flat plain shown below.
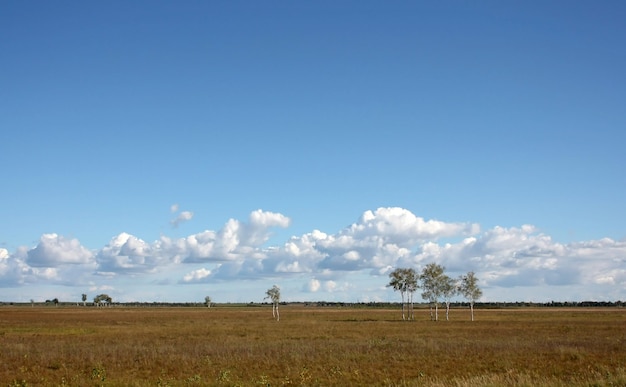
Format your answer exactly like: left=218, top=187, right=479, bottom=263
left=0, top=305, right=624, bottom=386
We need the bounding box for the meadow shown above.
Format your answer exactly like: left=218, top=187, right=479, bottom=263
left=0, top=305, right=624, bottom=386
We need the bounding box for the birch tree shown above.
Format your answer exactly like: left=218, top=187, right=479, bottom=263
left=405, top=268, right=419, bottom=320
left=440, top=275, right=458, bottom=321
left=204, top=296, right=212, bottom=308
left=264, top=285, right=281, bottom=321
left=82, top=293, right=87, bottom=306
left=387, top=268, right=407, bottom=320
left=459, top=271, right=482, bottom=321
left=387, top=268, right=418, bottom=320
left=420, top=263, right=445, bottom=321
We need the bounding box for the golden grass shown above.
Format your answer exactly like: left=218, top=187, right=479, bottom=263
left=0, top=306, right=624, bottom=386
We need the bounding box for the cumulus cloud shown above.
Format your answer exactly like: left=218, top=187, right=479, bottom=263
left=182, top=268, right=212, bottom=283
left=0, top=248, right=15, bottom=278
left=94, top=209, right=292, bottom=277
left=96, top=233, right=163, bottom=273
left=2, top=207, right=625, bottom=302
left=0, top=241, right=96, bottom=287
left=353, top=207, right=479, bottom=244
left=191, top=208, right=625, bottom=298
left=26, top=234, right=93, bottom=267
left=179, top=209, right=291, bottom=263
left=274, top=207, right=478, bottom=274
left=413, top=225, right=626, bottom=292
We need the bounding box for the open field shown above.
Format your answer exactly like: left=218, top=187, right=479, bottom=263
left=0, top=306, right=625, bottom=386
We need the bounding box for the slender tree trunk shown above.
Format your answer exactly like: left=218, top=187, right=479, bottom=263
left=275, top=303, right=280, bottom=321
left=445, top=301, right=450, bottom=321
left=435, top=303, right=439, bottom=321
left=470, top=302, right=475, bottom=321
left=429, top=304, right=433, bottom=321
left=401, top=292, right=406, bottom=321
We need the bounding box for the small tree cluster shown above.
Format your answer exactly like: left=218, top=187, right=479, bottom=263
left=94, top=294, right=112, bottom=307
left=45, top=298, right=59, bottom=306
left=388, top=264, right=482, bottom=321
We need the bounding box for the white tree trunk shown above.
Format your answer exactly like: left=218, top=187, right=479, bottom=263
left=445, top=301, right=450, bottom=321
left=470, top=302, right=475, bottom=321
left=276, top=304, right=280, bottom=322
left=435, top=303, right=439, bottom=321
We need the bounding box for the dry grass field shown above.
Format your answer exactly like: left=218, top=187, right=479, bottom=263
left=0, top=305, right=625, bottom=386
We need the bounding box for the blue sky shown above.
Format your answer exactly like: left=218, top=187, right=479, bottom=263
left=1, top=1, right=625, bottom=304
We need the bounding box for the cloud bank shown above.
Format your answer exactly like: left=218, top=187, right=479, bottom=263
left=1, top=208, right=624, bottom=302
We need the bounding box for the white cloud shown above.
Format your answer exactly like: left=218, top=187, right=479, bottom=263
left=307, top=278, right=321, bottom=292
left=170, top=204, right=179, bottom=213
left=26, top=234, right=93, bottom=267
left=170, top=211, right=194, bottom=228
left=182, top=268, right=212, bottom=283
left=96, top=233, right=165, bottom=273
left=180, top=209, right=291, bottom=263
left=2, top=208, right=625, bottom=302
left=161, top=208, right=626, bottom=297
left=351, top=207, right=479, bottom=245
left=0, top=248, right=18, bottom=283
left=32, top=267, right=58, bottom=280
left=306, top=207, right=477, bottom=272
left=324, top=280, right=337, bottom=292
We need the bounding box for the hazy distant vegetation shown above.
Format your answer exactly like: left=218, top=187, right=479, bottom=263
left=2, top=300, right=624, bottom=308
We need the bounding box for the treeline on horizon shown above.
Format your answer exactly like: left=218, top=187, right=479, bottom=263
left=1, top=300, right=624, bottom=308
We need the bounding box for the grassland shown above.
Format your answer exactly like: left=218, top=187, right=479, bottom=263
left=0, top=305, right=624, bottom=386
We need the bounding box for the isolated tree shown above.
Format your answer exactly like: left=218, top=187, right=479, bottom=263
left=459, top=271, right=482, bottom=321
left=82, top=293, right=87, bottom=306
left=264, top=285, right=281, bottom=321
left=420, top=263, right=445, bottom=321
left=53, top=298, right=59, bottom=307
left=204, top=296, right=212, bottom=308
left=441, top=275, right=458, bottom=321
left=388, top=268, right=408, bottom=320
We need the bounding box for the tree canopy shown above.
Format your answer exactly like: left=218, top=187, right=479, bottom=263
left=387, top=267, right=418, bottom=320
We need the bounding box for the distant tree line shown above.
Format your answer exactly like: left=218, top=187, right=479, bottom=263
left=1, top=300, right=624, bottom=308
